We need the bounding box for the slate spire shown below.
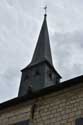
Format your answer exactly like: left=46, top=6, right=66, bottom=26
left=29, top=14, right=53, bottom=67
left=18, top=14, right=61, bottom=97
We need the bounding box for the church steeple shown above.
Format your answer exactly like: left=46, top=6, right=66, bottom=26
left=18, top=14, right=61, bottom=97
left=29, top=14, right=53, bottom=67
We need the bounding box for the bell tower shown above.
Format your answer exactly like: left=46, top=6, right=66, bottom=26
left=18, top=13, right=61, bottom=97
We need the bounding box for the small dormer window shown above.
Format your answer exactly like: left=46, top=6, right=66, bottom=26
left=48, top=70, right=53, bottom=80
left=49, top=72, right=52, bottom=79
left=24, top=75, right=29, bottom=81
left=35, top=70, right=40, bottom=76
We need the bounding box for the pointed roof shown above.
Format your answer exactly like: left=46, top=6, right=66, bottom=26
left=29, top=14, right=53, bottom=67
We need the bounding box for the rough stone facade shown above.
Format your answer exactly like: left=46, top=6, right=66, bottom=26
left=0, top=82, right=83, bottom=125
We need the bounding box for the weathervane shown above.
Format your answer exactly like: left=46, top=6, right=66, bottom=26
left=44, top=5, right=47, bottom=16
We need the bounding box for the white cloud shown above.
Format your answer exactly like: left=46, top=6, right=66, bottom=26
left=51, top=31, right=83, bottom=80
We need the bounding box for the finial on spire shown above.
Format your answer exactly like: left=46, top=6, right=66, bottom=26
left=44, top=5, right=47, bottom=17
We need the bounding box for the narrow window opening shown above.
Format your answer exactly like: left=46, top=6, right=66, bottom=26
left=75, top=118, right=83, bottom=125
left=35, top=70, right=40, bottom=76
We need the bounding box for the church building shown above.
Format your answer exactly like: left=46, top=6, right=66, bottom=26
left=0, top=13, right=83, bottom=125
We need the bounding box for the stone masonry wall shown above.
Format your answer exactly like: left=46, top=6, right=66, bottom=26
left=0, top=82, right=83, bottom=125
left=0, top=102, right=32, bottom=125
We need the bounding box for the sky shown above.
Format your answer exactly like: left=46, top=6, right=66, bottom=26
left=0, top=0, right=83, bottom=103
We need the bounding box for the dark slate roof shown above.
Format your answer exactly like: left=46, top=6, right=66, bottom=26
left=22, top=15, right=53, bottom=70
left=0, top=75, right=83, bottom=110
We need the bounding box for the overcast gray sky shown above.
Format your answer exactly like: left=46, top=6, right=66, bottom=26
left=0, top=0, right=83, bottom=103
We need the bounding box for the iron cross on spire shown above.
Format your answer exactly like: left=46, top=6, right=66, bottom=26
left=44, top=5, right=47, bottom=16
